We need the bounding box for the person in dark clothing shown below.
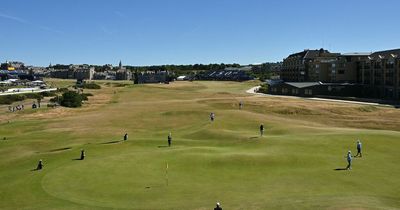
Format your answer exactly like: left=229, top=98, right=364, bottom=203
left=214, top=202, right=222, bottom=210
left=124, top=133, right=128, bottom=141
left=37, top=159, right=44, bottom=170
left=239, top=101, right=243, bottom=110
left=80, top=149, right=85, bottom=160
left=355, top=140, right=362, bottom=157
left=168, top=133, right=172, bottom=147
left=260, top=124, right=264, bottom=136
left=210, top=112, right=215, bottom=122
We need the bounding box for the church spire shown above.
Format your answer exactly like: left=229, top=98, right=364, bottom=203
left=119, top=60, right=122, bottom=69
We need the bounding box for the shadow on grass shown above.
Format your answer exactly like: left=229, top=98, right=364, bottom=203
left=100, top=140, right=122, bottom=145
left=158, top=145, right=169, bottom=148
left=145, top=184, right=164, bottom=189
left=72, top=158, right=83, bottom=161
left=39, top=147, right=72, bottom=153
left=249, top=136, right=259, bottom=139
left=334, top=168, right=348, bottom=171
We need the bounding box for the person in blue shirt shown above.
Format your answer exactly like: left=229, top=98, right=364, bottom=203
left=346, top=150, right=352, bottom=170
left=355, top=140, right=362, bottom=157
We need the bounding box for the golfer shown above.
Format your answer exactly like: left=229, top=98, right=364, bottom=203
left=346, top=150, right=352, bottom=170
left=124, top=133, right=128, bottom=141
left=210, top=112, right=215, bottom=122
left=355, top=140, right=362, bottom=157
left=37, top=159, right=44, bottom=170
left=168, top=133, right=172, bottom=147
left=260, top=124, right=264, bottom=136
left=239, top=101, right=243, bottom=109
left=214, top=202, right=222, bottom=210
left=80, top=149, right=85, bottom=160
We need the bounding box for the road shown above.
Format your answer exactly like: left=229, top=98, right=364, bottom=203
left=0, top=88, right=57, bottom=96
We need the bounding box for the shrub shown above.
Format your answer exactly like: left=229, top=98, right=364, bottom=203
left=47, top=103, right=58, bottom=108
left=57, top=88, right=69, bottom=93
left=113, top=83, right=129, bottom=87
left=40, top=91, right=57, bottom=97
left=82, top=93, right=93, bottom=97
left=60, top=91, right=83, bottom=108
left=24, top=93, right=43, bottom=100
left=0, top=95, right=26, bottom=104
left=82, top=83, right=101, bottom=89
left=50, top=96, right=62, bottom=103
left=258, top=83, right=269, bottom=94
left=0, top=93, right=43, bottom=105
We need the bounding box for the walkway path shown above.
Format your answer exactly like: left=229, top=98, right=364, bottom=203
left=0, top=88, right=57, bottom=96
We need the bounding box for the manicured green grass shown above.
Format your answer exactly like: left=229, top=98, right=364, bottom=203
left=0, top=81, right=400, bottom=209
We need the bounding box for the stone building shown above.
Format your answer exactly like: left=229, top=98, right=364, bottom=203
left=357, top=49, right=400, bottom=100
left=134, top=71, right=169, bottom=84
left=49, top=65, right=95, bottom=80
left=280, top=49, right=339, bottom=82
left=115, top=61, right=132, bottom=80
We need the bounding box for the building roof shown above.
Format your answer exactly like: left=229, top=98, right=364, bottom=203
left=304, top=50, right=321, bottom=59
left=286, top=82, right=321, bottom=88
left=341, top=52, right=372, bottom=56
left=369, top=49, right=400, bottom=60
left=287, top=48, right=332, bottom=60
left=284, top=82, right=357, bottom=88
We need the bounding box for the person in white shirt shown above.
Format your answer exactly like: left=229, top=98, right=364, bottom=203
left=346, top=150, right=352, bottom=170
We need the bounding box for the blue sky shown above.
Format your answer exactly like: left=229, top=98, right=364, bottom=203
left=0, top=0, right=399, bottom=66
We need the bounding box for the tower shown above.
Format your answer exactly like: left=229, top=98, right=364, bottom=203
left=119, top=60, right=122, bottom=69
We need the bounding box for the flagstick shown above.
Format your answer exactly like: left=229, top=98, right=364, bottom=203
left=166, top=162, right=169, bottom=186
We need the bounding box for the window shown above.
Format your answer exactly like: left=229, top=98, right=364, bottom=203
left=338, top=70, right=345, bottom=74
left=374, top=62, right=382, bottom=69
left=292, top=89, right=298, bottom=95
left=386, top=61, right=394, bottom=69
left=305, top=89, right=313, bottom=95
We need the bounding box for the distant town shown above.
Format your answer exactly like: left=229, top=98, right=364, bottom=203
left=1, top=47, right=399, bottom=102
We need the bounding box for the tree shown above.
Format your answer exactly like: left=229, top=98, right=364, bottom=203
left=60, top=91, right=83, bottom=108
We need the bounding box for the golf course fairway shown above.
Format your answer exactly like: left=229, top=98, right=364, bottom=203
left=0, top=80, right=399, bottom=209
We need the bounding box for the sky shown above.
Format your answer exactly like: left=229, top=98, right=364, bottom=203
left=0, top=0, right=399, bottom=66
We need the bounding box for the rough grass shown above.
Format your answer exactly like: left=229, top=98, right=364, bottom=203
left=0, top=80, right=400, bottom=209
